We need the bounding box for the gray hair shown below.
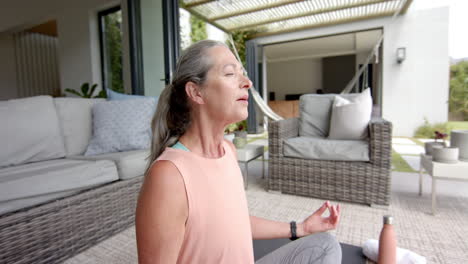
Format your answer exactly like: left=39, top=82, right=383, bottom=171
left=145, top=39, right=228, bottom=175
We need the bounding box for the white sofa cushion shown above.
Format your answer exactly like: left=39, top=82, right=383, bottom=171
left=69, top=149, right=149, bottom=180
left=328, top=88, right=372, bottom=140
left=283, top=137, right=370, bottom=161
left=0, top=159, right=118, bottom=214
left=0, top=96, right=66, bottom=167
left=54, top=98, right=105, bottom=156
left=85, top=98, right=156, bottom=156
left=0, top=189, right=79, bottom=216
left=299, top=93, right=360, bottom=138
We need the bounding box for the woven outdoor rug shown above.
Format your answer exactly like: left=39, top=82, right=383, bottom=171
left=65, top=178, right=468, bottom=264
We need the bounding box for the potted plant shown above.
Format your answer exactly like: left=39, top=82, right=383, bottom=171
left=232, top=121, right=248, bottom=149
left=424, top=131, right=447, bottom=155
left=450, top=130, right=468, bottom=161
left=65, top=83, right=107, bottom=98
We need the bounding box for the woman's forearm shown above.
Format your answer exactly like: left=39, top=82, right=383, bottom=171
left=250, top=215, right=304, bottom=240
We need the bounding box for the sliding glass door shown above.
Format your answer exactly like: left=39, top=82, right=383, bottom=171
left=127, top=0, right=179, bottom=96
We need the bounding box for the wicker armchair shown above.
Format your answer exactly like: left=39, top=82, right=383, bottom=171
left=268, top=117, right=392, bottom=206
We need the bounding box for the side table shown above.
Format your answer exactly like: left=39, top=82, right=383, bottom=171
left=237, top=144, right=265, bottom=189
left=419, top=154, right=468, bottom=214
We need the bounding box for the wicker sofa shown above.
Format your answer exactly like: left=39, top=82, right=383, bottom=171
left=268, top=94, right=392, bottom=206
left=0, top=96, right=148, bottom=263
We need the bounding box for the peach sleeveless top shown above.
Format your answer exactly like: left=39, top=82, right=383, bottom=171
left=156, top=140, right=254, bottom=264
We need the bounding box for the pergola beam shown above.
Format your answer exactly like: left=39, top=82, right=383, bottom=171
left=180, top=1, right=230, bottom=33
left=183, top=0, right=216, bottom=8
left=210, top=0, right=305, bottom=21
left=226, top=0, right=394, bottom=32
left=401, top=0, right=413, bottom=14
left=250, top=11, right=394, bottom=38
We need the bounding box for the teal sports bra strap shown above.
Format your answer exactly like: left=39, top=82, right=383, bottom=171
left=172, top=141, right=190, bottom=152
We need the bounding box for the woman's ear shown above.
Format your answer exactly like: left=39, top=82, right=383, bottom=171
left=185, top=82, right=205, bottom=105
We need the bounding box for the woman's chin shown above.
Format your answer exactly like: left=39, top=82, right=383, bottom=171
left=227, top=113, right=248, bottom=124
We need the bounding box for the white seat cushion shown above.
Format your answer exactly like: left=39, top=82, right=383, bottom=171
left=0, top=159, right=118, bottom=214
left=0, top=96, right=66, bottom=167
left=69, top=149, right=149, bottom=180
left=54, top=98, right=105, bottom=156
left=283, top=137, right=370, bottom=161
left=0, top=189, right=79, bottom=215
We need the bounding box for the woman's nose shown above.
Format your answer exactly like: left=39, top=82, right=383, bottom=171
left=241, top=75, right=252, bottom=89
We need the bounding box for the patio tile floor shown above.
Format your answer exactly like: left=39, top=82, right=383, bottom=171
left=392, top=144, right=424, bottom=155
left=392, top=137, right=416, bottom=144
left=400, top=155, right=421, bottom=171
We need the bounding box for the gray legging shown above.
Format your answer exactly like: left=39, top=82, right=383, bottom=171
left=255, top=233, right=342, bottom=264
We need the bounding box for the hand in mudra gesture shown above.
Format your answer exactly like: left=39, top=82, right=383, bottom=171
left=298, top=201, right=341, bottom=237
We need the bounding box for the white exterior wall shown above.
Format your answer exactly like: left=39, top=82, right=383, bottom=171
left=0, top=0, right=124, bottom=96
left=253, top=6, right=449, bottom=137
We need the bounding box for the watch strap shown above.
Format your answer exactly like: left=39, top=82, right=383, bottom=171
left=290, top=221, right=298, bottom=241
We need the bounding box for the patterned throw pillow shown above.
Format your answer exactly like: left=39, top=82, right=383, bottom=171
left=106, top=88, right=159, bottom=103
left=85, top=98, right=156, bottom=156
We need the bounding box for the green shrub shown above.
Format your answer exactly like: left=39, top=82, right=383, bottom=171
left=224, top=120, right=247, bottom=134
left=190, top=15, right=207, bottom=43
left=414, top=118, right=448, bottom=138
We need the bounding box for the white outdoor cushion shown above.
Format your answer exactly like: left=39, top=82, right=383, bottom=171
left=283, top=137, right=369, bottom=161
left=54, top=98, right=105, bottom=156
left=69, top=149, right=149, bottom=180
left=299, top=93, right=360, bottom=138
left=0, top=159, right=118, bottom=214
left=0, top=189, right=79, bottom=215
left=85, top=98, right=156, bottom=156
left=0, top=96, right=66, bottom=167
left=328, top=89, right=372, bottom=140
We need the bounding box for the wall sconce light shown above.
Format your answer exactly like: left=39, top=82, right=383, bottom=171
left=396, top=47, right=406, bottom=63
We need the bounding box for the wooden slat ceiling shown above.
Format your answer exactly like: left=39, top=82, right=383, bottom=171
left=180, top=0, right=413, bottom=38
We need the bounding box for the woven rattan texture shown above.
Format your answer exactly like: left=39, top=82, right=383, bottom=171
left=268, top=117, right=392, bottom=206
left=0, top=176, right=143, bottom=264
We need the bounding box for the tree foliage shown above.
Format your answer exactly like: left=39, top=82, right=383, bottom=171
left=190, top=15, right=207, bottom=43
left=226, top=30, right=256, bottom=67
left=449, top=61, right=468, bottom=120
left=104, top=11, right=124, bottom=93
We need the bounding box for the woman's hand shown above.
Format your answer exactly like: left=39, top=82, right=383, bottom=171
left=297, top=201, right=341, bottom=237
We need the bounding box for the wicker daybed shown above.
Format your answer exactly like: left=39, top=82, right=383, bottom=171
left=0, top=176, right=143, bottom=264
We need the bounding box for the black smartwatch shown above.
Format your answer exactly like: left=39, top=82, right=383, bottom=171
left=290, top=221, right=299, bottom=241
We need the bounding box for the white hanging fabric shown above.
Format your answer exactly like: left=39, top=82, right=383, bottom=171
left=228, top=34, right=284, bottom=121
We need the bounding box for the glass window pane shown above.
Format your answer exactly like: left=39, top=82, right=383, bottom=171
left=99, top=8, right=123, bottom=93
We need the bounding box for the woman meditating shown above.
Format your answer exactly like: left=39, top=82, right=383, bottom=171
left=135, top=40, right=342, bottom=264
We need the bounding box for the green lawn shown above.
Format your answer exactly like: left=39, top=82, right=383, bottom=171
left=391, top=150, right=417, bottom=173
left=447, top=121, right=468, bottom=131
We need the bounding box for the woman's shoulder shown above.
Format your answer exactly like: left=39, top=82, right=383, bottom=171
left=139, top=160, right=187, bottom=216
left=224, top=139, right=237, bottom=155
left=143, top=160, right=185, bottom=199
left=146, top=159, right=181, bottom=184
